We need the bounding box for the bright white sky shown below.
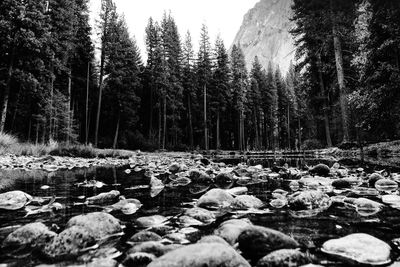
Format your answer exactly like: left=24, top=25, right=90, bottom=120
left=89, top=0, right=259, bottom=61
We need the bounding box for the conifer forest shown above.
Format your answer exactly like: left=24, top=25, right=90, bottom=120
left=0, top=0, right=399, bottom=151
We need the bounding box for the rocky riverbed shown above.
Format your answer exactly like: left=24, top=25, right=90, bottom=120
left=1, top=152, right=400, bottom=266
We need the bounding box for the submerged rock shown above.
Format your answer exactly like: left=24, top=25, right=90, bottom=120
left=256, top=249, right=310, bottom=267
left=197, top=188, right=235, bottom=209
left=109, top=196, right=142, bottom=215
left=147, top=242, right=251, bottom=267
left=184, top=207, right=215, bottom=224
left=288, top=190, right=331, bottom=217
left=238, top=226, right=300, bottom=260
left=214, top=219, right=252, bottom=245
left=375, top=179, right=398, bottom=192
left=43, top=226, right=96, bottom=260
left=66, top=212, right=122, bottom=239
left=122, top=252, right=156, bottom=267
left=198, top=235, right=230, bottom=245
left=322, top=233, right=391, bottom=265
left=135, top=215, right=168, bottom=228
left=2, top=222, right=56, bottom=251
left=0, top=190, right=32, bottom=210
left=129, top=231, right=162, bottom=243
left=87, top=190, right=120, bottom=205
left=231, top=195, right=264, bottom=210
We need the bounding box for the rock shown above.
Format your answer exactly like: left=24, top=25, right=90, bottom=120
left=200, top=158, right=210, bottom=165
left=368, top=173, right=384, bottom=187
left=226, top=187, right=248, bottom=196
left=198, top=235, right=230, bottom=246
left=136, top=215, right=168, bottom=228
left=168, top=177, right=191, bottom=187
left=288, top=190, right=331, bottom=217
left=215, top=172, right=234, bottom=189
left=43, top=226, right=96, bottom=260
left=184, top=207, right=215, bottom=224
left=109, top=197, right=142, bottom=215
left=351, top=197, right=382, bottom=216
left=309, top=164, right=330, bottom=177
left=0, top=190, right=32, bottom=210
left=238, top=226, right=299, bottom=260
left=189, top=169, right=212, bottom=182
left=147, top=242, right=251, bottom=267
left=289, top=181, right=300, bottom=191
left=169, top=163, right=181, bottom=173
left=122, top=252, right=156, bottom=267
left=86, top=190, right=120, bottom=205
left=129, top=231, right=162, bottom=243
left=66, top=212, right=122, bottom=239
left=256, top=249, right=310, bottom=267
left=214, top=219, right=252, bottom=245
left=197, top=188, right=235, bottom=209
left=375, top=179, right=398, bottom=192
left=2, top=222, right=56, bottom=250
left=128, top=241, right=180, bottom=257
left=332, top=179, right=351, bottom=189
left=150, top=176, right=165, bottom=197
left=231, top=195, right=264, bottom=209
left=322, top=233, right=391, bottom=265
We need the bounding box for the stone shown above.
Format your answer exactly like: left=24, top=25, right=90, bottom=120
left=214, top=219, right=252, bottom=245
left=368, top=173, right=384, bottom=187
left=238, top=226, right=299, bottom=260
left=128, top=241, right=180, bottom=257
left=122, top=252, right=156, bottom=267
left=332, top=179, right=351, bottom=189
left=198, top=235, right=230, bottom=246
left=86, top=190, right=120, bottom=205
left=135, top=215, right=168, bottom=228
left=256, top=249, right=310, bottom=267
left=66, top=212, right=122, bottom=239
left=288, top=190, right=331, bottom=217
left=43, top=226, right=96, bottom=260
left=184, top=207, right=215, bottom=224
left=215, top=172, right=235, bottom=189
left=309, top=164, right=330, bottom=177
left=147, top=242, right=251, bottom=267
left=129, top=231, right=162, bottom=243
left=226, top=187, right=248, bottom=196
left=197, top=188, right=235, bottom=209
left=0, top=190, right=32, bottom=210
left=2, top=222, right=56, bottom=250
left=322, top=233, right=391, bottom=265
left=189, top=169, right=212, bottom=182
left=375, top=179, right=398, bottom=192
left=169, top=163, right=181, bottom=173
left=231, top=195, right=264, bottom=209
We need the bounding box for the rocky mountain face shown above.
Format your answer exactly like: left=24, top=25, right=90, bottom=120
left=232, top=0, right=295, bottom=74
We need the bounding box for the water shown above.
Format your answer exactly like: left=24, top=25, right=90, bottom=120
left=1, top=156, right=400, bottom=266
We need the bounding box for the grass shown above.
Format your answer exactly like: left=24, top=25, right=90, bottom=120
left=0, top=133, right=135, bottom=158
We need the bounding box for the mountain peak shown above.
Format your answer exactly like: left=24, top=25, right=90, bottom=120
left=231, top=0, right=295, bottom=74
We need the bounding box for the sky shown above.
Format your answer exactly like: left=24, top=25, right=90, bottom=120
left=89, top=0, right=259, bottom=60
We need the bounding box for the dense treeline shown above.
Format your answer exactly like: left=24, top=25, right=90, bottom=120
left=0, top=0, right=399, bottom=151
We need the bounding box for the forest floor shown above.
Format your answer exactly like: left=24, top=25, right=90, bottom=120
left=321, top=140, right=400, bottom=158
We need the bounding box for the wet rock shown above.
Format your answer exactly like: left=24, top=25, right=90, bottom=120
left=184, top=207, right=215, bottom=224
left=136, top=215, right=168, bottom=228
left=256, top=249, right=310, bottom=267
left=215, top=172, right=234, bottom=189
left=288, top=190, right=331, bottom=217
left=270, top=198, right=288, bottom=209
left=238, top=226, right=300, bottom=260
left=168, top=177, right=191, bottom=187
left=197, top=188, right=235, bottom=209
left=231, top=195, right=264, bottom=209
left=0, top=190, right=32, bottom=210
left=368, top=173, right=384, bottom=187
left=87, top=190, right=120, bottom=205
left=2, top=222, right=56, bottom=250
left=169, top=163, right=181, bottom=173
left=198, top=235, right=230, bottom=246
left=347, top=197, right=382, bottom=216
left=150, top=176, right=165, bottom=197
left=147, top=242, right=251, bottom=267
left=332, top=179, right=351, bottom=189
left=375, top=179, right=398, bottom=192
left=129, top=231, right=162, bottom=243
left=122, top=252, right=155, bottom=267
left=299, top=177, right=332, bottom=192
left=43, top=226, right=96, bottom=260
left=109, top=197, right=142, bottom=215
left=66, top=212, right=122, bottom=239
left=189, top=169, right=212, bottom=182
left=189, top=183, right=211, bottom=195
left=289, top=181, right=300, bottom=191
left=214, top=219, right=252, bottom=245
left=128, top=241, right=179, bottom=257
left=322, top=233, right=391, bottom=265
left=226, top=187, right=248, bottom=196
left=309, top=164, right=330, bottom=177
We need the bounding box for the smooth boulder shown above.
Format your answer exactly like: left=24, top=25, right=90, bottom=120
left=214, top=219, right=252, bottom=245
left=231, top=195, right=264, bottom=210
left=309, top=164, right=330, bottom=177
left=147, top=242, right=251, bottom=267
left=86, top=190, right=120, bottom=205
left=197, top=188, right=235, bottom=208
left=321, top=233, right=391, bottom=265
left=0, top=190, right=32, bottom=210
left=238, top=226, right=300, bottom=260
left=256, top=249, right=310, bottom=267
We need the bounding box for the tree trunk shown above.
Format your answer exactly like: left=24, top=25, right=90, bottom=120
left=331, top=0, right=350, bottom=143
left=203, top=85, right=208, bottom=150
left=49, top=59, right=54, bottom=139
left=317, top=54, right=333, bottom=147
left=11, top=86, right=21, bottom=132
left=188, top=96, right=194, bottom=148
left=162, top=95, right=166, bottom=149
left=85, top=62, right=90, bottom=144
left=148, top=81, right=154, bottom=139
left=287, top=103, right=291, bottom=150
left=298, top=117, right=301, bottom=151
left=158, top=100, right=161, bottom=148
left=67, top=67, right=72, bottom=144
left=113, top=113, right=120, bottom=149
left=216, top=111, right=220, bottom=149
left=0, top=47, right=16, bottom=133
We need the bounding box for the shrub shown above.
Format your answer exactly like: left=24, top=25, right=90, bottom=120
left=0, top=133, right=18, bottom=147
left=301, top=139, right=324, bottom=150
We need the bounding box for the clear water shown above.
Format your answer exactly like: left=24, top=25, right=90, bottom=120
left=0, top=156, right=399, bottom=266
